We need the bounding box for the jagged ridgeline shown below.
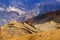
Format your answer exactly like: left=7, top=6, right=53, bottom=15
left=0, top=10, right=60, bottom=40
left=25, top=10, right=60, bottom=25
left=24, top=10, right=60, bottom=31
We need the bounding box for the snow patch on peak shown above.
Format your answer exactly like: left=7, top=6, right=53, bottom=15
left=6, top=6, right=26, bottom=14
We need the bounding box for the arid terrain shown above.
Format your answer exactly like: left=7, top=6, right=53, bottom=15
left=0, top=11, right=60, bottom=40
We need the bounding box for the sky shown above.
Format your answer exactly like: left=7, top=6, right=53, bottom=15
left=0, top=0, right=60, bottom=12
left=0, top=0, right=41, bottom=10
left=0, top=0, right=55, bottom=10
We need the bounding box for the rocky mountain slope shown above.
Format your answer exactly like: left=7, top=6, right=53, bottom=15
left=0, top=0, right=60, bottom=40
left=9, top=29, right=60, bottom=40
left=0, top=10, right=60, bottom=40
left=0, top=18, right=60, bottom=40
left=0, top=23, right=60, bottom=40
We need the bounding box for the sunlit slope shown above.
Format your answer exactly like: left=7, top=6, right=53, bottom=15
left=9, top=29, right=60, bottom=40
left=0, top=20, right=60, bottom=40
left=0, top=21, right=37, bottom=40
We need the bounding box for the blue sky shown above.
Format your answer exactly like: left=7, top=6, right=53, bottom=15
left=0, top=0, right=60, bottom=11
left=0, top=0, right=10, bottom=5
left=0, top=0, right=53, bottom=10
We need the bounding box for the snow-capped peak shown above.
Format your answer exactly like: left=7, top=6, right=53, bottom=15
left=6, top=6, right=26, bottom=14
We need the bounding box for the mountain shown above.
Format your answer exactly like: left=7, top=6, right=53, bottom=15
left=25, top=10, right=60, bottom=25
left=0, top=20, right=60, bottom=40
left=0, top=0, right=60, bottom=40
left=24, top=10, right=60, bottom=31
left=0, top=10, right=60, bottom=40
left=9, top=29, right=60, bottom=40
left=0, top=21, right=36, bottom=40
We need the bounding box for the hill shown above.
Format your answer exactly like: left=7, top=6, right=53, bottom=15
left=0, top=20, right=60, bottom=40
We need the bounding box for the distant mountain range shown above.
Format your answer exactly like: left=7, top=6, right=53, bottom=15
left=0, top=0, right=60, bottom=26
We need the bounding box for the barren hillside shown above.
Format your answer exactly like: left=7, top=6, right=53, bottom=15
left=0, top=10, right=60, bottom=40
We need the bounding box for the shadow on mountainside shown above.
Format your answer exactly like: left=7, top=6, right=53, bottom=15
left=24, top=10, right=60, bottom=25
